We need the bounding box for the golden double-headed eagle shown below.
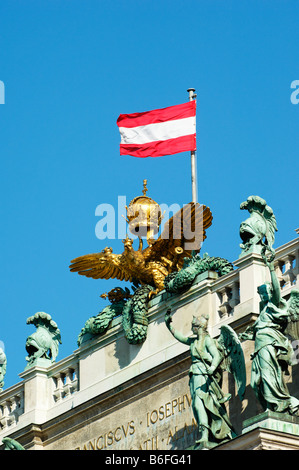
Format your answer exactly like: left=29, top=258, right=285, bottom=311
left=70, top=180, right=212, bottom=295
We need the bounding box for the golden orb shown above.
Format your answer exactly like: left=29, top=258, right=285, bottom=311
left=126, top=180, right=162, bottom=240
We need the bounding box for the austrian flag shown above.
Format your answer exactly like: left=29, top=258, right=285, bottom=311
left=117, top=101, right=196, bottom=158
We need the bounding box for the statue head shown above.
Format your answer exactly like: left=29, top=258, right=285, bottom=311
left=191, top=314, right=209, bottom=334
left=122, top=236, right=134, bottom=250
left=102, top=247, right=113, bottom=254
left=239, top=195, right=277, bottom=257
left=257, top=283, right=272, bottom=303
left=25, top=312, right=61, bottom=370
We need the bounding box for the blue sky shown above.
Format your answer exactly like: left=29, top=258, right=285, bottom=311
left=0, top=1, right=298, bottom=388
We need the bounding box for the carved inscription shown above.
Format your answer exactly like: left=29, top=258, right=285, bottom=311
left=146, top=394, right=191, bottom=425
left=76, top=421, right=135, bottom=450
left=138, top=417, right=197, bottom=450
left=75, top=393, right=198, bottom=450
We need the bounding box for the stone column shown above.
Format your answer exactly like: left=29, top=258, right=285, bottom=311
left=18, top=364, right=51, bottom=448
left=234, top=252, right=270, bottom=315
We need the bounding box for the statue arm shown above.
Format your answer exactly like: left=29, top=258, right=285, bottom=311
left=165, top=309, right=192, bottom=345
left=262, top=250, right=281, bottom=307
left=268, top=261, right=281, bottom=307
left=239, top=325, right=254, bottom=341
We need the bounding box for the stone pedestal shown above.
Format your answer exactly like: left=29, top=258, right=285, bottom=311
left=234, top=252, right=270, bottom=315
left=216, top=411, right=299, bottom=450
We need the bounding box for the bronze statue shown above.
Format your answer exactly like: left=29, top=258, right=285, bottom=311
left=239, top=195, right=277, bottom=257
left=165, top=309, right=246, bottom=449
left=70, top=181, right=212, bottom=296
left=25, top=312, right=61, bottom=369
left=240, top=249, right=299, bottom=415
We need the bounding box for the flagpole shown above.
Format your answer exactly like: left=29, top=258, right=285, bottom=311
left=187, top=88, right=198, bottom=203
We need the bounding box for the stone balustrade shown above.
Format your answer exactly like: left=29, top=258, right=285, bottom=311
left=51, top=363, right=79, bottom=403
left=274, top=236, right=299, bottom=292
left=213, top=272, right=240, bottom=320
left=0, top=384, right=24, bottom=431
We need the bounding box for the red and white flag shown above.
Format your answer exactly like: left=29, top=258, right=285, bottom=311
left=117, top=101, right=196, bottom=158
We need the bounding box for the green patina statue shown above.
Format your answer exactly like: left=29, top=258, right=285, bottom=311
left=239, top=195, right=277, bottom=257
left=78, top=285, right=154, bottom=346
left=2, top=437, right=25, bottom=450
left=165, top=309, right=246, bottom=449
left=0, top=346, right=7, bottom=392
left=164, top=253, right=234, bottom=294
left=240, top=250, right=299, bottom=415
left=78, top=253, right=234, bottom=347
left=77, top=287, right=131, bottom=346
left=25, top=312, right=61, bottom=370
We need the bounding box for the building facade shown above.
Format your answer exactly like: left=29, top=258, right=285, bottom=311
left=0, top=230, right=298, bottom=450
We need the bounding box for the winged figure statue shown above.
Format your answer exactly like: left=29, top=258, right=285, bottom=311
left=240, top=248, right=299, bottom=415
left=70, top=201, right=213, bottom=296
left=165, top=310, right=246, bottom=449
left=217, top=324, right=246, bottom=401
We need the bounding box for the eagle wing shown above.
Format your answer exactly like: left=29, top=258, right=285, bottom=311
left=143, top=202, right=213, bottom=269
left=69, top=249, right=133, bottom=283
